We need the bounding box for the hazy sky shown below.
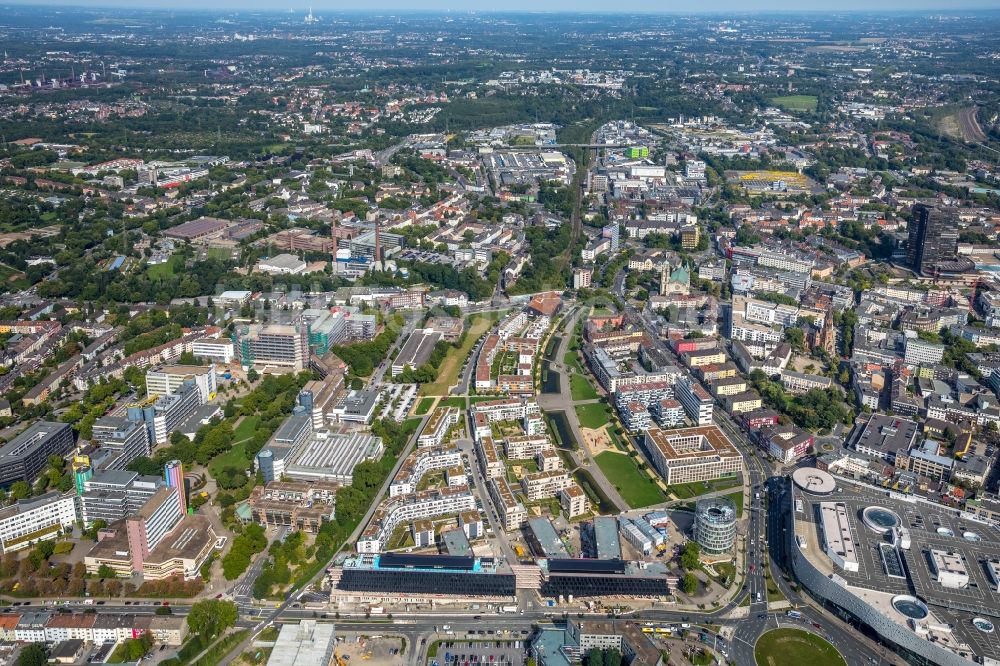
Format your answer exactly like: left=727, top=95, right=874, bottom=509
left=17, top=0, right=1000, bottom=11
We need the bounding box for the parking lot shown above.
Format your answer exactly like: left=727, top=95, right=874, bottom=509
left=431, top=638, right=528, bottom=666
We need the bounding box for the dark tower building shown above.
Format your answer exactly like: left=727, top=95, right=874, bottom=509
left=907, top=204, right=959, bottom=276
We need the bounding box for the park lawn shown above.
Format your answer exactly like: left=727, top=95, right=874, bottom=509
left=754, top=628, right=845, bottom=666
left=413, top=396, right=436, bottom=415
left=233, top=416, right=260, bottom=443
left=208, top=440, right=249, bottom=479
left=570, top=374, right=598, bottom=401
left=666, top=476, right=741, bottom=500
left=563, top=351, right=583, bottom=373
left=421, top=314, right=496, bottom=396
left=595, top=451, right=666, bottom=508
left=147, top=254, right=183, bottom=279
left=437, top=397, right=467, bottom=409
left=575, top=402, right=612, bottom=429
left=770, top=95, right=818, bottom=112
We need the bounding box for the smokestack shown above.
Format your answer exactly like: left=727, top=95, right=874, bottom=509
left=331, top=228, right=338, bottom=267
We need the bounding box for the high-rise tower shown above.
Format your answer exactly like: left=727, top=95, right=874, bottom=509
left=907, top=204, right=959, bottom=276
left=164, top=460, right=186, bottom=514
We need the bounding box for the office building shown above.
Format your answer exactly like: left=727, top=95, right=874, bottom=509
left=124, top=486, right=185, bottom=573
left=675, top=378, right=713, bottom=426
left=904, top=337, right=945, bottom=365
left=392, top=329, right=443, bottom=377
left=90, top=417, right=151, bottom=470
left=0, top=422, right=74, bottom=486
left=283, top=430, right=384, bottom=484
left=132, top=380, right=202, bottom=445
left=852, top=414, right=919, bottom=464
left=146, top=365, right=217, bottom=404
left=643, top=426, right=743, bottom=485
left=163, top=460, right=186, bottom=515
left=0, top=491, right=77, bottom=553
left=329, top=389, right=379, bottom=424
left=694, top=497, right=738, bottom=554
left=79, top=470, right=165, bottom=526
left=233, top=324, right=308, bottom=371
left=267, top=620, right=336, bottom=666
left=907, top=204, right=959, bottom=276
left=248, top=481, right=337, bottom=533
left=190, top=337, right=234, bottom=364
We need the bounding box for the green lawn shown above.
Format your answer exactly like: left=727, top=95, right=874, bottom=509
left=147, top=254, right=183, bottom=279
left=438, top=397, right=467, bottom=409
left=209, top=440, right=249, bottom=479
left=233, top=416, right=260, bottom=442
left=595, top=451, right=666, bottom=508
left=570, top=374, right=598, bottom=401
left=726, top=491, right=744, bottom=518
left=414, top=397, right=436, bottom=415
left=754, top=629, right=845, bottom=666
left=770, top=95, right=818, bottom=112
left=575, top=403, right=611, bottom=429
left=665, top=477, right=741, bottom=500
left=563, top=351, right=583, bottom=373
left=421, top=314, right=498, bottom=396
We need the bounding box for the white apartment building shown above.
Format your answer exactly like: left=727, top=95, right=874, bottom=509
left=904, top=336, right=945, bottom=365
left=504, top=435, right=551, bottom=459
left=489, top=477, right=527, bottom=531
left=675, top=378, right=714, bottom=426
left=520, top=471, right=573, bottom=501
left=389, top=447, right=462, bottom=497
left=475, top=436, right=505, bottom=479
left=356, top=486, right=476, bottom=553
left=417, top=407, right=459, bottom=448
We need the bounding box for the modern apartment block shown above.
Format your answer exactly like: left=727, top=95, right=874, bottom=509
left=674, top=378, right=714, bottom=426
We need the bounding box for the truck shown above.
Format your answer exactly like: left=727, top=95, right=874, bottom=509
left=501, top=606, right=518, bottom=613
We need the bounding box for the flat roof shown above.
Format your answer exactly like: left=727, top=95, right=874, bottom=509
left=795, top=483, right=1000, bottom=661
left=818, top=501, right=858, bottom=569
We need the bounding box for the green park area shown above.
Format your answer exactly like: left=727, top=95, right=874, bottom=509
left=770, top=95, right=818, bottom=112
left=421, top=314, right=497, bottom=396
left=665, top=476, right=741, bottom=500
left=414, top=396, right=436, bottom=415
left=146, top=254, right=184, bottom=279
left=575, top=402, right=612, bottom=429
left=754, top=628, right=846, bottom=666
left=595, top=451, right=666, bottom=508
left=207, top=416, right=259, bottom=479
left=570, top=374, right=598, bottom=401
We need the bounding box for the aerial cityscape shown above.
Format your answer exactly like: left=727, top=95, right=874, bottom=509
left=0, top=4, right=998, bottom=666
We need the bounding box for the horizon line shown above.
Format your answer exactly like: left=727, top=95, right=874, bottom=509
left=8, top=4, right=1000, bottom=16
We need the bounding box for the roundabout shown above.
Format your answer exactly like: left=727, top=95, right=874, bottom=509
left=754, top=627, right=847, bottom=666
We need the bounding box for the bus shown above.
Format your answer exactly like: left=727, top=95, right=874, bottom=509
left=787, top=610, right=802, bottom=619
